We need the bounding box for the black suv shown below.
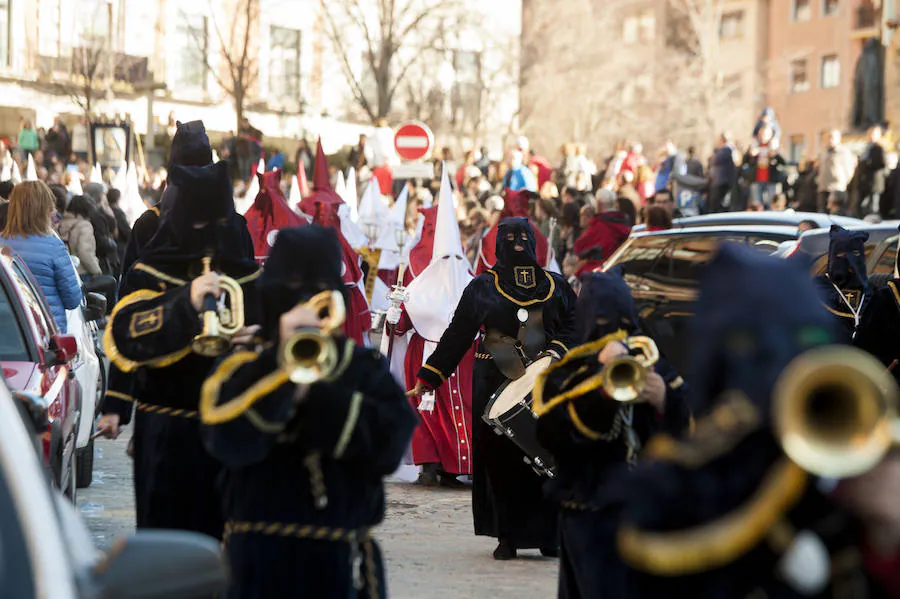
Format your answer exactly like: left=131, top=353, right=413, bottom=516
left=603, top=225, right=800, bottom=379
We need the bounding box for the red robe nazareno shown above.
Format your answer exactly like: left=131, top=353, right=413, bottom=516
left=396, top=309, right=474, bottom=474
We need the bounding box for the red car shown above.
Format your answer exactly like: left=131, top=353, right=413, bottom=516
left=0, top=246, right=79, bottom=501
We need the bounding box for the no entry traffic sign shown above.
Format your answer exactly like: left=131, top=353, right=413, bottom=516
left=394, top=121, right=434, bottom=161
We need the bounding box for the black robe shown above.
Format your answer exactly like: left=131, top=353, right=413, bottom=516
left=814, top=276, right=869, bottom=344
left=535, top=341, right=691, bottom=599
left=104, top=260, right=261, bottom=538
left=201, top=343, right=416, bottom=599
left=418, top=270, right=577, bottom=548
left=854, top=279, right=900, bottom=385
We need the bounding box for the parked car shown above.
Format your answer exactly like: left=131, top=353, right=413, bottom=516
left=1, top=376, right=228, bottom=599
left=65, top=256, right=107, bottom=489
left=0, top=245, right=80, bottom=500
left=773, top=222, right=900, bottom=280
left=631, top=211, right=863, bottom=234
left=602, top=225, right=801, bottom=380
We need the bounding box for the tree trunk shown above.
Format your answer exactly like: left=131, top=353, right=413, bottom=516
left=235, top=88, right=244, bottom=135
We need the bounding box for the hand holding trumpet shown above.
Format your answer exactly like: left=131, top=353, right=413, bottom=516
left=598, top=340, right=666, bottom=412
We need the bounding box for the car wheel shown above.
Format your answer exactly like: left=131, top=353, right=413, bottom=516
left=76, top=437, right=94, bottom=489
left=66, top=445, right=77, bottom=503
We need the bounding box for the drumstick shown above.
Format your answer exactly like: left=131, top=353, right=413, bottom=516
left=888, top=359, right=899, bottom=373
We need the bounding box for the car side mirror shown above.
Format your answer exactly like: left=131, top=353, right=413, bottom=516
left=11, top=391, right=48, bottom=439
left=83, top=292, right=107, bottom=321
left=48, top=334, right=78, bottom=365
left=93, top=531, right=228, bottom=598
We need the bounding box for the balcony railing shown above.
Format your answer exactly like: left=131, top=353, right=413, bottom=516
left=36, top=48, right=149, bottom=85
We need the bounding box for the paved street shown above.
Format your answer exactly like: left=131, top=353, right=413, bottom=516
left=77, top=434, right=557, bottom=599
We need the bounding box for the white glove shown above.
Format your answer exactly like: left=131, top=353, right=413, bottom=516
left=418, top=392, right=435, bottom=413
left=386, top=306, right=402, bottom=325
left=777, top=529, right=830, bottom=595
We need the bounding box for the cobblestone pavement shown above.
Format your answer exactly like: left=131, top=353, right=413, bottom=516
left=78, top=434, right=558, bottom=599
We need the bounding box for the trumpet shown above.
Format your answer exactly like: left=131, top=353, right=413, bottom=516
left=773, top=345, right=900, bottom=479
left=280, top=290, right=347, bottom=384
left=601, top=336, right=660, bottom=403
left=192, top=257, right=245, bottom=357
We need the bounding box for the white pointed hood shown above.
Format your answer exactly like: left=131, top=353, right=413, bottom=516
left=24, top=154, right=37, bottom=181
left=344, top=167, right=358, bottom=220
left=11, top=160, right=21, bottom=184
left=212, top=149, right=220, bottom=163
left=288, top=175, right=302, bottom=205
left=0, top=154, right=11, bottom=181
left=257, top=157, right=266, bottom=175
left=357, top=176, right=387, bottom=238
left=90, top=163, right=103, bottom=184
left=375, top=185, right=410, bottom=270
left=113, top=159, right=128, bottom=191
left=122, top=162, right=146, bottom=226
left=335, top=170, right=346, bottom=199
left=404, top=164, right=473, bottom=342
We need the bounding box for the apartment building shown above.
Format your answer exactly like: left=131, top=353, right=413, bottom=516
left=0, top=0, right=519, bottom=153
left=765, top=0, right=872, bottom=162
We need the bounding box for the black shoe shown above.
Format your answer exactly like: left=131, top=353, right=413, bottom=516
left=540, top=545, right=559, bottom=558
left=493, top=539, right=517, bottom=560
left=438, top=473, right=465, bottom=488
left=415, top=464, right=439, bottom=486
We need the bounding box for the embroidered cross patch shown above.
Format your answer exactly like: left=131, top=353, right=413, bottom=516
left=514, top=266, right=536, bottom=289
left=129, top=306, right=164, bottom=338
left=842, top=289, right=861, bottom=311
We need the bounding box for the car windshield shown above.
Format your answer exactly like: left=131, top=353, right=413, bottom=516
left=0, top=285, right=30, bottom=361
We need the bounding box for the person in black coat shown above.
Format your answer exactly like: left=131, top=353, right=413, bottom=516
left=534, top=271, right=691, bottom=599
left=599, top=245, right=876, bottom=598
left=408, top=217, right=578, bottom=560
left=813, top=225, right=871, bottom=343
left=200, top=226, right=416, bottom=599
left=102, top=161, right=262, bottom=539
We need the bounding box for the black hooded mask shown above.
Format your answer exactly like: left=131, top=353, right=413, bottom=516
left=168, top=120, right=213, bottom=171
left=260, top=225, right=345, bottom=342
left=688, top=244, right=835, bottom=418
left=140, top=161, right=256, bottom=278
left=492, top=217, right=552, bottom=302
left=575, top=270, right=640, bottom=344
left=826, top=224, right=869, bottom=289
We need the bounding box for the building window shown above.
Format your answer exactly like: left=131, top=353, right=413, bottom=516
left=269, top=26, right=301, bottom=101
left=793, top=0, right=812, bottom=21
left=0, top=0, right=10, bottom=67
left=821, top=54, right=840, bottom=88
left=623, top=10, right=655, bottom=44
left=719, top=11, right=745, bottom=39
left=790, top=59, right=809, bottom=93
left=173, top=15, right=208, bottom=90
left=789, top=134, right=806, bottom=162
left=823, top=0, right=839, bottom=16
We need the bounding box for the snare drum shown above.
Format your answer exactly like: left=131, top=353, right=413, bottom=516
left=483, top=355, right=556, bottom=477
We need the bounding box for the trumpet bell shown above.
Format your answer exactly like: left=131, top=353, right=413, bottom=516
left=192, top=334, right=232, bottom=358
left=283, top=329, right=340, bottom=384
left=602, top=356, right=647, bottom=402
left=774, top=346, right=900, bottom=479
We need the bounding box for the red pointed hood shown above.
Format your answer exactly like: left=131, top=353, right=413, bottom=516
left=297, top=160, right=310, bottom=196
left=407, top=205, right=439, bottom=279
left=298, top=138, right=344, bottom=216
left=244, top=170, right=306, bottom=263
left=476, top=188, right=548, bottom=272
left=502, top=188, right=531, bottom=218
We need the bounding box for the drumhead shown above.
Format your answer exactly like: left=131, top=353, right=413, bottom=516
left=487, top=355, right=554, bottom=419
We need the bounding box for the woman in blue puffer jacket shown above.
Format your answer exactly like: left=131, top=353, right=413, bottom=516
left=2, top=181, right=82, bottom=332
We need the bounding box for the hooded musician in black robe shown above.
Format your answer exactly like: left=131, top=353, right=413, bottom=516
left=533, top=271, right=691, bottom=599
left=855, top=225, right=900, bottom=387
left=100, top=120, right=219, bottom=436
left=596, top=245, right=877, bottom=598
left=200, top=226, right=416, bottom=599
left=411, top=217, right=577, bottom=559
left=103, top=161, right=261, bottom=538
left=814, top=225, right=871, bottom=344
